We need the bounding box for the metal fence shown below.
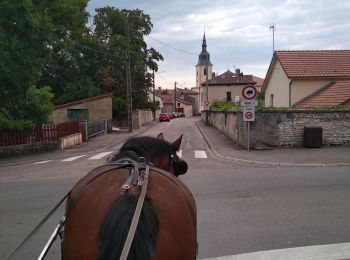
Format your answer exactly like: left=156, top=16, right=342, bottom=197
left=87, top=120, right=107, bottom=138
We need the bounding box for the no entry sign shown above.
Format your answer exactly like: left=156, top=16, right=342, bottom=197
left=243, top=106, right=255, bottom=121
left=242, top=85, right=257, bottom=100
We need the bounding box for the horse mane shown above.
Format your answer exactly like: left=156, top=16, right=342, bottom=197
left=99, top=136, right=172, bottom=260
left=98, top=195, right=159, bottom=260
left=109, top=136, right=174, bottom=162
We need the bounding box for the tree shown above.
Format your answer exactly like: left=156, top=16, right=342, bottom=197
left=0, top=0, right=89, bottom=126
left=92, top=7, right=163, bottom=112
left=24, top=86, right=54, bottom=125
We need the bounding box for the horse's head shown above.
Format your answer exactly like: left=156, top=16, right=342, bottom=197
left=109, top=133, right=188, bottom=176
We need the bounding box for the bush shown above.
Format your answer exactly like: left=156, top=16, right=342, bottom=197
left=0, top=116, right=35, bottom=131
left=112, top=96, right=128, bottom=121
left=210, top=100, right=238, bottom=111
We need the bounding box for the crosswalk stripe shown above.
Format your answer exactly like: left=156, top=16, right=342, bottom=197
left=33, top=160, right=52, bottom=164
left=61, top=155, right=86, bottom=162
left=195, top=150, right=207, bottom=158
left=176, top=149, right=183, bottom=158
left=88, top=151, right=114, bottom=160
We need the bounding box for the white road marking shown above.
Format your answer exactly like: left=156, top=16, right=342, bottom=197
left=195, top=150, right=207, bottom=158
left=33, top=160, right=52, bottom=164
left=61, top=155, right=86, bottom=162
left=200, top=242, right=350, bottom=260
left=88, top=151, right=114, bottom=160
left=176, top=149, right=183, bottom=158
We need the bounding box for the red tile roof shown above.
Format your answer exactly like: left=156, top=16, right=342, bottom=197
left=295, top=80, right=350, bottom=107
left=161, top=94, right=174, bottom=104
left=252, top=76, right=264, bottom=86
left=204, top=70, right=257, bottom=86
left=276, top=50, right=350, bottom=78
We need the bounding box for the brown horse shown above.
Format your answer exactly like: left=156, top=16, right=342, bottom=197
left=62, top=134, right=197, bottom=260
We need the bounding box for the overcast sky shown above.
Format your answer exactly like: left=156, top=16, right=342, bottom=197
left=87, top=0, right=350, bottom=89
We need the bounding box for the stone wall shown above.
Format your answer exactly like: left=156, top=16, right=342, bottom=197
left=132, top=109, right=159, bottom=129
left=0, top=142, right=58, bottom=158
left=202, top=109, right=350, bottom=148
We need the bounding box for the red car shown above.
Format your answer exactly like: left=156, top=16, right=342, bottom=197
left=159, top=113, right=171, bottom=122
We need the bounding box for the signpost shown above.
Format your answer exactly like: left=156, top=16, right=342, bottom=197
left=241, top=85, right=258, bottom=151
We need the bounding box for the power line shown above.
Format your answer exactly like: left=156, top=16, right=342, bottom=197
left=146, top=35, right=197, bottom=56
left=155, top=71, right=172, bottom=87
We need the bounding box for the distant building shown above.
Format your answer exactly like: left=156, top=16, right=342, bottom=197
left=51, top=93, right=112, bottom=124
left=147, top=91, right=163, bottom=110
left=191, top=33, right=264, bottom=112
left=262, top=50, right=350, bottom=107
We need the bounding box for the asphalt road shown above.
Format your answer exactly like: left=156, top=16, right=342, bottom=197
left=1, top=117, right=350, bottom=259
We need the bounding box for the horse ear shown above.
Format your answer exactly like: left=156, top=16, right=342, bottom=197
left=157, top=133, right=164, bottom=140
left=171, top=134, right=183, bottom=151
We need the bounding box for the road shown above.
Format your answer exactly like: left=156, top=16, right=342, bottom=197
left=1, top=117, right=350, bottom=259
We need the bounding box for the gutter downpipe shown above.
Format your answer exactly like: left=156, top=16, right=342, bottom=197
left=289, top=78, right=293, bottom=107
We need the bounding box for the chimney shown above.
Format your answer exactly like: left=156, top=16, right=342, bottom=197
left=235, top=68, right=240, bottom=77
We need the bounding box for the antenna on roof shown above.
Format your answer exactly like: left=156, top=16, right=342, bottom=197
left=269, top=24, right=276, bottom=54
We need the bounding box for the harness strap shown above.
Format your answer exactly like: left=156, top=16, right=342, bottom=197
left=5, top=193, right=70, bottom=260
left=120, top=164, right=150, bottom=260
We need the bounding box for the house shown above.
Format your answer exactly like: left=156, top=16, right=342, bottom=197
left=262, top=50, right=350, bottom=107
left=51, top=93, right=112, bottom=124
left=176, top=87, right=199, bottom=115
left=160, top=89, right=193, bottom=117
left=203, top=69, right=263, bottom=105
left=147, top=91, right=164, bottom=110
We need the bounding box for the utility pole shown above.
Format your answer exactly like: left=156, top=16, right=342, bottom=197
left=125, top=16, right=132, bottom=132
left=269, top=24, right=276, bottom=54
left=205, top=63, right=209, bottom=126
left=174, top=81, right=177, bottom=113
left=152, top=70, right=155, bottom=120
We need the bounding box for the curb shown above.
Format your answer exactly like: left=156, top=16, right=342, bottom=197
left=194, top=121, right=350, bottom=167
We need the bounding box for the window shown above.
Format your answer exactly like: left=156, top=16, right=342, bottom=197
left=204, top=68, right=207, bottom=75
left=177, top=102, right=180, bottom=107
left=67, top=109, right=89, bottom=121
left=270, top=94, right=274, bottom=107
left=226, top=92, right=232, bottom=102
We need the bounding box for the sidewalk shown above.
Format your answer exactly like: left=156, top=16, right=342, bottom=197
left=195, top=119, right=350, bottom=167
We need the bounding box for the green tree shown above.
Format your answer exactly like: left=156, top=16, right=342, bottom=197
left=92, top=7, right=163, bottom=111
left=0, top=0, right=89, bottom=124
left=24, top=86, right=54, bottom=125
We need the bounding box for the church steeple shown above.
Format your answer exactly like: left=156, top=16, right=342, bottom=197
left=202, top=32, right=207, bottom=51
left=197, top=32, right=212, bottom=65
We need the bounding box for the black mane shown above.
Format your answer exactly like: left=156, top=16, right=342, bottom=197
left=109, top=136, right=174, bottom=162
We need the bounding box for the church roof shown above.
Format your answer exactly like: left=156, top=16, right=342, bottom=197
left=197, top=33, right=212, bottom=66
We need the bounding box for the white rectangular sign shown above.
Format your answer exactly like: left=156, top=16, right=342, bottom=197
left=241, top=100, right=258, bottom=107
left=243, top=106, right=255, bottom=122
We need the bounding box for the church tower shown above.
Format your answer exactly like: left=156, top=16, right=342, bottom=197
left=195, top=33, right=213, bottom=110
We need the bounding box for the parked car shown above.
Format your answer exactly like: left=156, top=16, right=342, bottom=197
left=167, top=112, right=174, bottom=119
left=159, top=113, right=171, bottom=122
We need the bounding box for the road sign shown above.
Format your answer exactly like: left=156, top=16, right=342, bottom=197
left=242, top=85, right=257, bottom=100
left=243, top=106, right=255, bottom=121
left=240, top=100, right=258, bottom=107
